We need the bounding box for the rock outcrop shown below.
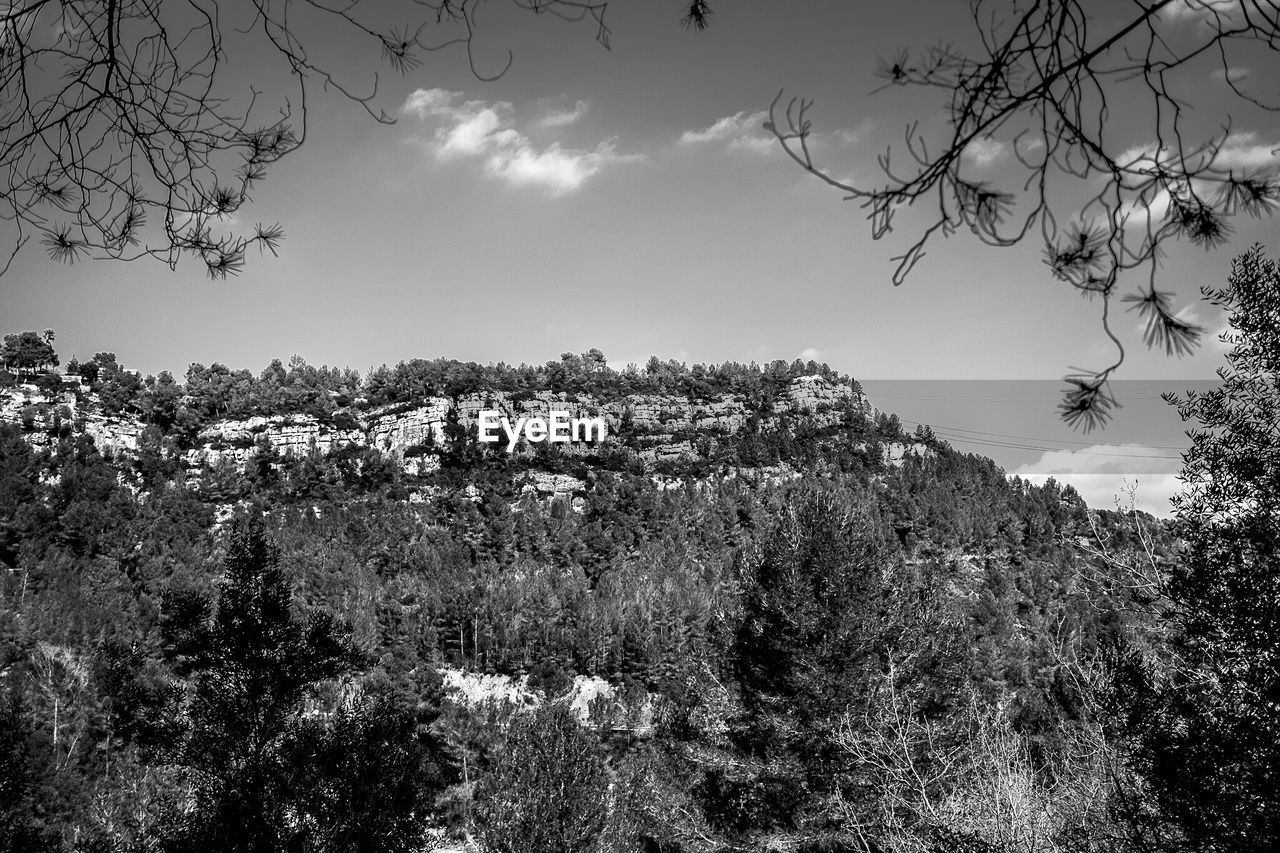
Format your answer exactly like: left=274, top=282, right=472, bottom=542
left=2, top=375, right=872, bottom=484
left=0, top=384, right=143, bottom=454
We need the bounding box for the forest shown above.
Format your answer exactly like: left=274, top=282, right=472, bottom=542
left=2, top=247, right=1279, bottom=853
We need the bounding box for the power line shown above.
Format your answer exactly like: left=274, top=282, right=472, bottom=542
left=893, top=417, right=1185, bottom=460
left=863, top=381, right=1215, bottom=404
left=937, top=434, right=1182, bottom=460
left=901, top=419, right=1186, bottom=451
left=868, top=392, right=1175, bottom=403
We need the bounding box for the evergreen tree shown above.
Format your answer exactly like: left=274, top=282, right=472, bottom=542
left=1139, top=246, right=1280, bottom=851
left=474, top=703, right=610, bottom=853
left=161, top=520, right=357, bottom=853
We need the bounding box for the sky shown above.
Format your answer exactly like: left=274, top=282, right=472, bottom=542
left=4, top=0, right=1278, bottom=516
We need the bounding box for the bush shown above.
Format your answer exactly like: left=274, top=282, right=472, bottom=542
left=526, top=659, right=574, bottom=699
left=475, top=704, right=609, bottom=853
left=34, top=373, right=64, bottom=397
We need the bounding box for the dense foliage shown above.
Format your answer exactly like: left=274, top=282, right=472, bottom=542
left=1117, top=245, right=1280, bottom=852
left=3, top=257, right=1277, bottom=853
left=11, top=345, right=853, bottom=432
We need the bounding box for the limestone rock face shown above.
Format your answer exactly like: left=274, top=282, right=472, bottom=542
left=367, top=400, right=450, bottom=453
left=188, top=415, right=363, bottom=467
left=0, top=386, right=55, bottom=445
left=520, top=471, right=585, bottom=501
left=883, top=441, right=935, bottom=466
left=4, top=374, right=875, bottom=478
left=82, top=413, right=144, bottom=455
left=781, top=373, right=859, bottom=414
left=0, top=385, right=142, bottom=454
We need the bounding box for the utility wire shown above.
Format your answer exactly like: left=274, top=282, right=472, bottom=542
left=936, top=434, right=1182, bottom=460
left=893, top=417, right=1185, bottom=460
left=899, top=419, right=1186, bottom=451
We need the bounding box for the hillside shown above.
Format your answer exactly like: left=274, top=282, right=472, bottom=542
left=1, top=353, right=942, bottom=507
left=0, top=347, right=1174, bottom=853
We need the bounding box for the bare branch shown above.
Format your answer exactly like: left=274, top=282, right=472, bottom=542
left=0, top=1, right=620, bottom=280
left=769, top=0, right=1280, bottom=427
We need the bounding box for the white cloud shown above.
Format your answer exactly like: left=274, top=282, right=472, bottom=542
left=1213, top=132, right=1280, bottom=171
left=537, top=99, right=590, bottom=128
left=1162, top=0, right=1243, bottom=22
left=1176, top=305, right=1203, bottom=326
left=1207, top=321, right=1237, bottom=353
left=833, top=127, right=864, bottom=146
left=1118, top=187, right=1173, bottom=231
left=487, top=141, right=628, bottom=194
left=681, top=110, right=767, bottom=144
left=798, top=347, right=825, bottom=362
left=680, top=110, right=773, bottom=153
left=440, top=108, right=510, bottom=158
left=1115, top=132, right=1280, bottom=229
left=1132, top=304, right=1203, bottom=339
left=729, top=135, right=776, bottom=154
left=1024, top=473, right=1183, bottom=517
left=1115, top=134, right=1279, bottom=177
left=1211, top=65, right=1249, bottom=82
left=1151, top=303, right=1200, bottom=327
left=963, top=136, right=1008, bottom=167
left=401, top=88, right=637, bottom=196
left=402, top=88, right=455, bottom=119
left=1012, top=444, right=1184, bottom=516
left=1115, top=141, right=1165, bottom=172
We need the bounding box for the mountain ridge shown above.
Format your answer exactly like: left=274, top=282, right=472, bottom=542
left=2, top=365, right=942, bottom=508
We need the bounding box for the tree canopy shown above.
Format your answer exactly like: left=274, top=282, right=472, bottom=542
left=0, top=330, right=58, bottom=375
left=1134, top=245, right=1280, bottom=850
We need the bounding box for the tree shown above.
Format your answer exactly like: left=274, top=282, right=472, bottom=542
left=1, top=330, right=59, bottom=375
left=723, top=488, right=904, bottom=846
left=767, top=0, right=1280, bottom=427
left=0, top=1, right=704, bottom=279
left=161, top=519, right=357, bottom=852
left=474, top=703, right=611, bottom=853
left=90, top=353, right=144, bottom=415
left=0, top=691, right=59, bottom=853
left=1130, top=245, right=1280, bottom=851
left=285, top=685, right=456, bottom=853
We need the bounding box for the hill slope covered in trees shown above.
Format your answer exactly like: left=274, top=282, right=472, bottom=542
left=0, top=342, right=1187, bottom=853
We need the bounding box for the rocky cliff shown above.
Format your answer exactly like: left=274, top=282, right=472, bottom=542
left=2, top=374, right=933, bottom=504
left=186, top=372, right=866, bottom=465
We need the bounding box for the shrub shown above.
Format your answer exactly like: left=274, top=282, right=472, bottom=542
left=475, top=704, right=609, bottom=853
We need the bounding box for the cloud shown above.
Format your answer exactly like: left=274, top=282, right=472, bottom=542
left=1115, top=141, right=1176, bottom=183
left=1118, top=187, right=1173, bottom=231
left=1134, top=305, right=1203, bottom=338
left=1162, top=0, right=1243, bottom=21
left=1207, top=320, right=1237, bottom=353
left=1012, top=444, right=1184, bottom=516
left=537, top=99, right=590, bottom=128
left=833, top=127, right=864, bottom=146
left=402, top=88, right=637, bottom=196
left=1115, top=132, right=1280, bottom=228
left=1115, top=133, right=1277, bottom=180
left=402, top=88, right=457, bottom=120
left=729, top=135, right=776, bottom=154
left=1213, top=131, right=1280, bottom=171
left=963, top=136, right=1008, bottom=167
left=798, top=347, right=825, bottom=362
left=1211, top=65, right=1249, bottom=82
left=487, top=143, right=630, bottom=194
left=680, top=110, right=773, bottom=153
